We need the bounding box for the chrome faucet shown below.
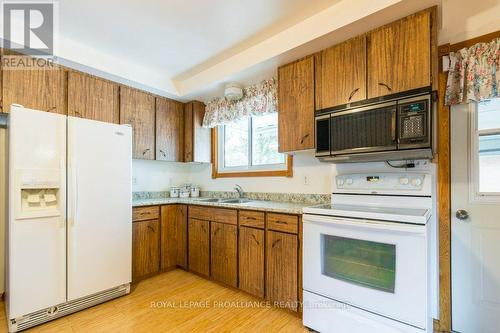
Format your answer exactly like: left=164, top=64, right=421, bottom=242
left=234, top=184, right=244, bottom=198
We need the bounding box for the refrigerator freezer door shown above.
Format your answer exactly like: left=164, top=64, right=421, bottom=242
left=67, top=117, right=132, bottom=300
left=8, top=106, right=67, bottom=318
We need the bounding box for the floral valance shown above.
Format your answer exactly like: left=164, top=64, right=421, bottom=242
left=445, top=38, right=500, bottom=105
left=203, top=78, right=277, bottom=128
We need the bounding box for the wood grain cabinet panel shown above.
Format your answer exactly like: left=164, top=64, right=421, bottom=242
left=210, top=222, right=238, bottom=287
left=132, top=206, right=160, bottom=222
left=161, top=205, right=187, bottom=270
left=120, top=87, right=156, bottom=160
left=189, top=206, right=237, bottom=225
left=278, top=56, right=315, bottom=152
left=156, top=98, right=184, bottom=161
left=367, top=10, right=431, bottom=98
left=188, top=218, right=210, bottom=277
left=239, top=226, right=265, bottom=298
left=2, top=65, right=67, bottom=114
left=316, top=36, right=367, bottom=109
left=68, top=71, right=119, bottom=123
left=132, top=219, right=160, bottom=281
left=267, top=213, right=298, bottom=234
left=239, top=210, right=265, bottom=229
left=266, top=230, right=298, bottom=311
left=184, top=101, right=210, bottom=163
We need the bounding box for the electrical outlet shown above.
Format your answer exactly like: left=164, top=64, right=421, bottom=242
left=132, top=176, right=138, bottom=185
left=304, top=176, right=309, bottom=185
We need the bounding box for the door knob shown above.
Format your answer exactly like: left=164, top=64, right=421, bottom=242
left=456, top=209, right=469, bottom=220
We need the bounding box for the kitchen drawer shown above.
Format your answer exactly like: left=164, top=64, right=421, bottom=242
left=133, top=206, right=160, bottom=222
left=189, top=206, right=237, bottom=225
left=239, top=210, right=265, bottom=229
left=267, top=213, right=299, bottom=234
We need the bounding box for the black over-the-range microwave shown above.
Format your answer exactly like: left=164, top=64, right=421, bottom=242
left=315, top=88, right=436, bottom=163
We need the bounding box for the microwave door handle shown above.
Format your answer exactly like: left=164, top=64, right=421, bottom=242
left=391, top=109, right=397, bottom=142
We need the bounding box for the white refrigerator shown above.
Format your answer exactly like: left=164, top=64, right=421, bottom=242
left=7, top=105, right=132, bottom=332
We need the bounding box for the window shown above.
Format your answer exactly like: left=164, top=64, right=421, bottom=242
left=214, top=113, right=291, bottom=177
left=471, top=98, right=500, bottom=200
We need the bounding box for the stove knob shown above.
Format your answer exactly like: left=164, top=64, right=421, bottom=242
left=346, top=178, right=353, bottom=185
left=399, top=177, right=409, bottom=185
left=337, top=179, right=344, bottom=187
left=411, top=178, right=422, bottom=186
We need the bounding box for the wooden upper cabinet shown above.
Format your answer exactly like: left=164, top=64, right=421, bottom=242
left=156, top=97, right=184, bottom=162
left=316, top=36, right=367, bottom=110
left=2, top=66, right=67, bottom=114
left=120, top=87, right=156, bottom=160
left=367, top=9, right=431, bottom=98
left=278, top=56, right=315, bottom=153
left=184, top=101, right=211, bottom=163
left=67, top=71, right=119, bottom=123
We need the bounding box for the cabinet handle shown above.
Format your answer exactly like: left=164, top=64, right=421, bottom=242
left=245, top=217, right=256, bottom=220
left=348, top=88, right=360, bottom=102
left=272, top=239, right=281, bottom=248
left=147, top=225, right=155, bottom=233
left=213, top=227, right=220, bottom=236
left=378, top=82, right=393, bottom=92
left=251, top=234, right=260, bottom=245
left=142, top=149, right=150, bottom=156
left=300, top=133, right=309, bottom=144
left=275, top=220, right=288, bottom=225
left=47, top=106, right=56, bottom=112
left=201, top=225, right=206, bottom=233
left=160, top=149, right=166, bottom=157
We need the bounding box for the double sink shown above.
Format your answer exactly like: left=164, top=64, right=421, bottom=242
left=195, top=198, right=253, bottom=204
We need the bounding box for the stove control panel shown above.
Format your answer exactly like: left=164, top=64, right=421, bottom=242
left=335, top=173, right=427, bottom=192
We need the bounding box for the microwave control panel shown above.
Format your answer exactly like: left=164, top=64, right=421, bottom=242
left=398, top=97, right=431, bottom=146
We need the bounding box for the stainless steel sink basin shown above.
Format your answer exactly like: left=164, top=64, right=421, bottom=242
left=221, top=198, right=252, bottom=204
left=196, top=198, right=224, bottom=203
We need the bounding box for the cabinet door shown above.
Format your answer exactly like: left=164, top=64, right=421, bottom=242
left=278, top=56, right=315, bottom=152
left=132, top=219, right=160, bottom=281
left=120, top=87, right=155, bottom=159
left=316, top=36, right=366, bottom=109
left=266, top=230, right=298, bottom=311
left=188, top=218, right=210, bottom=277
left=2, top=65, right=66, bottom=114
left=211, top=222, right=238, bottom=287
left=68, top=71, right=119, bottom=123
left=184, top=101, right=211, bottom=163
left=239, top=227, right=265, bottom=298
left=156, top=98, right=184, bottom=161
left=367, top=10, right=431, bottom=98
left=161, top=205, right=187, bottom=270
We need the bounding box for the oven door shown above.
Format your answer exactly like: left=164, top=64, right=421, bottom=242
left=330, top=101, right=397, bottom=155
left=303, top=214, right=428, bottom=329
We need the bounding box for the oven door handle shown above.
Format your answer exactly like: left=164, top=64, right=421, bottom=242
left=303, top=214, right=426, bottom=234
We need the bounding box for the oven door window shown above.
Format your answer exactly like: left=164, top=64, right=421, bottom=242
left=322, top=235, right=396, bottom=293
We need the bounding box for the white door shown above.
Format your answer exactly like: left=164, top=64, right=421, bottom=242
left=8, top=106, right=66, bottom=318
left=67, top=117, right=132, bottom=301
left=451, top=98, right=500, bottom=332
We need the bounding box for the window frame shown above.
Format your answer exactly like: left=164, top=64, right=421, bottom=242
left=469, top=100, right=500, bottom=203
left=211, top=117, right=292, bottom=179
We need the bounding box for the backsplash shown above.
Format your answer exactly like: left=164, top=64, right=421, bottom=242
left=132, top=190, right=329, bottom=205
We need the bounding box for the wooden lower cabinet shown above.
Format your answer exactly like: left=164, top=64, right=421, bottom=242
left=210, top=222, right=238, bottom=287
left=188, top=218, right=210, bottom=277
left=239, top=226, right=265, bottom=298
left=160, top=205, right=187, bottom=270
left=266, top=230, right=298, bottom=311
left=132, top=219, right=160, bottom=281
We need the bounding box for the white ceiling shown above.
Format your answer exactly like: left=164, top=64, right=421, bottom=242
left=6, top=0, right=449, bottom=101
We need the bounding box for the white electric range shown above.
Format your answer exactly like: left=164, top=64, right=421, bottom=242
left=302, top=172, right=437, bottom=333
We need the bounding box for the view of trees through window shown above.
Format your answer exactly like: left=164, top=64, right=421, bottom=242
left=222, top=113, right=285, bottom=169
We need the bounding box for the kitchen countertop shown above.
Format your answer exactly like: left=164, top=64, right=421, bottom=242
left=132, top=197, right=310, bottom=215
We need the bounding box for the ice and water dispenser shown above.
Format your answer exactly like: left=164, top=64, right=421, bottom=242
left=16, top=169, right=62, bottom=219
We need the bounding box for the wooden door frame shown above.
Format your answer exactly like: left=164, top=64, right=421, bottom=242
left=437, top=29, right=500, bottom=333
